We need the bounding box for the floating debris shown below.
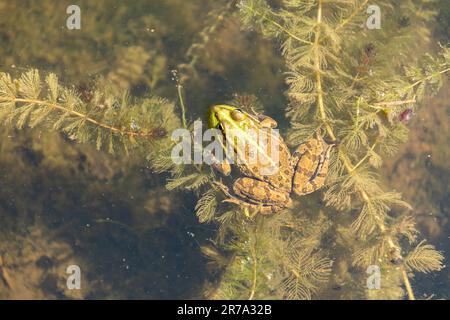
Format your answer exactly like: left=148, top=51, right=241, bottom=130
left=130, top=119, right=140, bottom=131
left=399, top=108, right=413, bottom=123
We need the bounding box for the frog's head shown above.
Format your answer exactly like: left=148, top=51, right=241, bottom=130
left=207, top=105, right=255, bottom=133
left=208, top=104, right=281, bottom=173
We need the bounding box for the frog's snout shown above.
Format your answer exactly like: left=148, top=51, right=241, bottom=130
left=208, top=105, right=221, bottom=129
left=209, top=105, right=228, bottom=117
left=208, top=105, right=229, bottom=128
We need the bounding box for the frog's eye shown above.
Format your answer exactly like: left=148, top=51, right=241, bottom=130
left=231, top=109, right=246, bottom=121
left=217, top=123, right=225, bottom=131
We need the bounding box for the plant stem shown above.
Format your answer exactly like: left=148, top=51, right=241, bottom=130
left=374, top=99, right=416, bottom=107
left=335, top=0, right=369, bottom=32
left=405, top=67, right=450, bottom=91
left=312, top=0, right=413, bottom=298
left=248, top=223, right=258, bottom=300
left=314, top=0, right=336, bottom=142
left=350, top=71, right=361, bottom=90
left=177, top=84, right=188, bottom=129
left=350, top=140, right=378, bottom=172
left=3, top=97, right=156, bottom=138
left=402, top=269, right=415, bottom=300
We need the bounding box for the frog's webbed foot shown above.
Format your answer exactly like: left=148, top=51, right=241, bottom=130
left=213, top=181, right=249, bottom=209
left=292, top=135, right=335, bottom=196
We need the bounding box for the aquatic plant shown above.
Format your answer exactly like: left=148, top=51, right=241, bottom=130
left=0, top=70, right=178, bottom=157
left=224, top=0, right=448, bottom=299
left=0, top=69, right=206, bottom=298
left=173, top=0, right=449, bottom=299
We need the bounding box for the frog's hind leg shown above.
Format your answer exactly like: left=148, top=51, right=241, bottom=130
left=237, top=201, right=283, bottom=216
left=213, top=179, right=288, bottom=215
left=292, top=136, right=334, bottom=196
left=232, top=177, right=292, bottom=208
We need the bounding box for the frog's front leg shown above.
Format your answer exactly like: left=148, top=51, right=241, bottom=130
left=210, top=156, right=231, bottom=176
left=292, top=135, right=334, bottom=196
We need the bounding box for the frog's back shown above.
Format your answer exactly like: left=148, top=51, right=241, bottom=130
left=264, top=141, right=293, bottom=191
left=237, top=137, right=293, bottom=192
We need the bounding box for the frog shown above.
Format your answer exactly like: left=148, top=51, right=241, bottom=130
left=207, top=104, right=334, bottom=216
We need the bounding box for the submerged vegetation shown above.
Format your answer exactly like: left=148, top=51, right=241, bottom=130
left=0, top=0, right=449, bottom=299
left=0, top=70, right=177, bottom=156
left=169, top=0, right=449, bottom=300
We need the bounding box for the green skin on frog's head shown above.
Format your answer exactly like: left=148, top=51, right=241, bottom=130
left=207, top=105, right=257, bottom=133
left=207, top=104, right=264, bottom=161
